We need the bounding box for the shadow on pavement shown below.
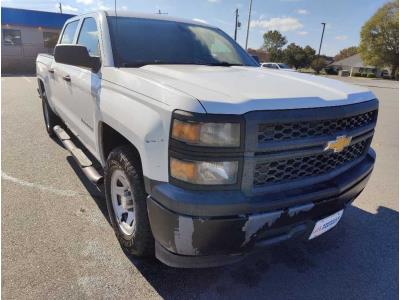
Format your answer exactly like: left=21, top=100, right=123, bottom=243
left=56, top=134, right=398, bottom=299
left=53, top=125, right=109, bottom=223
left=124, top=205, right=398, bottom=300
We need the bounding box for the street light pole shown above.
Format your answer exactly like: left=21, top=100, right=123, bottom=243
left=58, top=2, right=62, bottom=14
left=317, top=22, right=326, bottom=60
left=234, top=8, right=239, bottom=41
left=315, top=22, right=326, bottom=74
left=245, top=0, right=253, bottom=50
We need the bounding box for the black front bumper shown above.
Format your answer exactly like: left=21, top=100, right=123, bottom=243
left=146, top=150, right=375, bottom=268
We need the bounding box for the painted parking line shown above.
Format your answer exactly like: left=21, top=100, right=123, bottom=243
left=1, top=171, right=81, bottom=197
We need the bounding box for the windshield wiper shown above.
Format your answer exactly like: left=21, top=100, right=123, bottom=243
left=204, top=62, right=243, bottom=67
left=121, top=61, right=244, bottom=68
left=121, top=60, right=171, bottom=68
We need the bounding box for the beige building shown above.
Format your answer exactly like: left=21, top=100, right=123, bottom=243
left=328, top=54, right=388, bottom=77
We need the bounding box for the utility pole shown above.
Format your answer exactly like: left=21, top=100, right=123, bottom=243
left=234, top=8, right=239, bottom=41
left=58, top=2, right=62, bottom=14
left=245, top=0, right=253, bottom=50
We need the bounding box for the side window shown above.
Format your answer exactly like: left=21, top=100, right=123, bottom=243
left=60, top=20, right=79, bottom=44
left=2, top=29, right=22, bottom=46
left=77, top=18, right=100, bottom=56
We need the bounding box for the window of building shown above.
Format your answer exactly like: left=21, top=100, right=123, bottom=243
left=60, top=20, right=79, bottom=44
left=77, top=18, right=100, bottom=56
left=2, top=29, right=22, bottom=45
left=43, top=32, right=59, bottom=48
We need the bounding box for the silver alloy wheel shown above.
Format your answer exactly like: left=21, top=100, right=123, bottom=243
left=110, top=169, right=135, bottom=235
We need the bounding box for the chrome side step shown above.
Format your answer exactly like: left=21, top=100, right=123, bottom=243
left=53, top=125, right=103, bottom=185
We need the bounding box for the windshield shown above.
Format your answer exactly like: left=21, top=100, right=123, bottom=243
left=277, top=63, right=290, bottom=69
left=107, top=17, right=258, bottom=67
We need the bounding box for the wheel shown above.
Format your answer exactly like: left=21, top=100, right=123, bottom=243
left=104, top=145, right=154, bottom=257
left=41, top=89, right=59, bottom=137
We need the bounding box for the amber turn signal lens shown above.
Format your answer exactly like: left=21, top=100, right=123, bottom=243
left=171, top=117, right=240, bottom=147
left=170, top=157, right=238, bottom=185
left=170, top=158, right=197, bottom=182
left=171, top=119, right=200, bottom=143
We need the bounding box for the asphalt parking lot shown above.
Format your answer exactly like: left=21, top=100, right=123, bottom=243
left=2, top=75, right=398, bottom=299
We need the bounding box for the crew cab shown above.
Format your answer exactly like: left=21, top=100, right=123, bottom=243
left=36, top=11, right=378, bottom=268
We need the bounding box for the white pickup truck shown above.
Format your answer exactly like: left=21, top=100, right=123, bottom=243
left=36, top=11, right=378, bottom=268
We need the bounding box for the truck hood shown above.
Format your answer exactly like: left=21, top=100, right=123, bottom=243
left=127, top=65, right=376, bottom=114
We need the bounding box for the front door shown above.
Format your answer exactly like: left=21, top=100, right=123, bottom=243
left=49, top=19, right=80, bottom=130
left=58, top=17, right=102, bottom=154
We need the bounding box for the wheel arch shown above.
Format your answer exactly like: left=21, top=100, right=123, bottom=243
left=37, top=77, right=45, bottom=97
left=98, top=121, right=143, bottom=169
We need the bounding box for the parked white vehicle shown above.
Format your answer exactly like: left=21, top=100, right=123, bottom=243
left=36, top=11, right=378, bottom=268
left=261, top=62, right=296, bottom=71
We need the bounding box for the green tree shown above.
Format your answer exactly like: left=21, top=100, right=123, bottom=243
left=303, top=45, right=316, bottom=67
left=263, top=30, right=287, bottom=50
left=262, top=30, right=287, bottom=62
left=311, top=57, right=328, bottom=73
left=269, top=49, right=284, bottom=62
left=359, top=1, right=399, bottom=78
left=334, top=46, right=359, bottom=61
left=283, top=43, right=307, bottom=69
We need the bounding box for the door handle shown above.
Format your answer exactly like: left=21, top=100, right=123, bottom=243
left=48, top=69, right=54, bottom=74
left=62, top=75, right=71, bottom=82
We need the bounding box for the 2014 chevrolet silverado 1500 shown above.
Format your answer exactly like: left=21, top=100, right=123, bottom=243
left=36, top=11, right=378, bottom=268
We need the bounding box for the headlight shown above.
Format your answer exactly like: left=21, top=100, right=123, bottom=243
left=170, top=157, right=238, bottom=185
left=171, top=119, right=240, bottom=147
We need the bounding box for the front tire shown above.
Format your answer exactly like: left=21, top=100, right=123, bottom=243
left=104, top=146, right=154, bottom=257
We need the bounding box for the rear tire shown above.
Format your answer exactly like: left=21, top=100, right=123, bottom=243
left=41, top=89, right=59, bottom=137
left=104, top=145, right=154, bottom=257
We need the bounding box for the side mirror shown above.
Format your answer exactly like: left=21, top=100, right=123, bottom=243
left=251, top=55, right=260, bottom=64
left=54, top=44, right=101, bottom=73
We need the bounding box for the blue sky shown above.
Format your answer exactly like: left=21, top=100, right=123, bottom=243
left=2, top=0, right=390, bottom=56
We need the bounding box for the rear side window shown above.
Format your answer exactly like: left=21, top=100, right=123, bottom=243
left=77, top=18, right=100, bottom=56
left=60, top=20, right=79, bottom=44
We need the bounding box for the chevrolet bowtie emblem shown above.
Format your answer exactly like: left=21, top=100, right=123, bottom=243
left=324, top=135, right=352, bottom=153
